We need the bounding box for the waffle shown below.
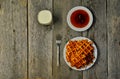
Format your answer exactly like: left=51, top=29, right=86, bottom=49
left=66, top=39, right=95, bottom=69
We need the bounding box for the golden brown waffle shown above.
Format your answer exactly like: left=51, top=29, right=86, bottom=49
left=66, top=39, right=95, bottom=69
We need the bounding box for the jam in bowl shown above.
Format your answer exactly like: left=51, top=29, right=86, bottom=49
left=67, top=6, right=93, bottom=31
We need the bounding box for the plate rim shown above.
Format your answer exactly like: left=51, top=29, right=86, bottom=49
left=63, top=37, right=97, bottom=71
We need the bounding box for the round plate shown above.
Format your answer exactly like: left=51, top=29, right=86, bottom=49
left=63, top=37, right=97, bottom=71
left=67, top=6, right=93, bottom=31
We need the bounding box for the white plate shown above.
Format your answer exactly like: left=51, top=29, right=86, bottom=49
left=67, top=6, right=93, bottom=31
left=63, top=37, right=97, bottom=71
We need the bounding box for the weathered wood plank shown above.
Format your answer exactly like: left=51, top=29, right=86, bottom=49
left=28, top=0, right=53, bottom=79
left=107, top=0, right=120, bottom=79
left=0, top=0, right=27, bottom=79
left=53, top=0, right=83, bottom=79
left=82, top=0, right=108, bottom=79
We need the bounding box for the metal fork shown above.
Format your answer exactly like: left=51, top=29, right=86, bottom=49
left=56, top=34, right=62, bottom=67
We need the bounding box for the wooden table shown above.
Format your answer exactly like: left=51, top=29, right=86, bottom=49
left=0, top=0, right=120, bottom=79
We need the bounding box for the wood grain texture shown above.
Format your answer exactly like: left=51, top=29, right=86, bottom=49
left=82, top=0, right=108, bottom=79
left=0, top=0, right=120, bottom=79
left=0, top=0, right=27, bottom=79
left=53, top=0, right=83, bottom=79
left=107, top=0, right=120, bottom=79
left=28, top=0, right=53, bottom=79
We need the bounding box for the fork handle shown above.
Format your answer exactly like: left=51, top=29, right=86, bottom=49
left=57, top=45, right=60, bottom=66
